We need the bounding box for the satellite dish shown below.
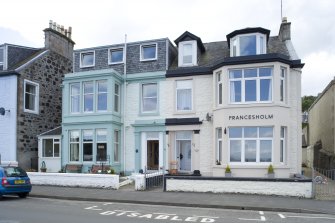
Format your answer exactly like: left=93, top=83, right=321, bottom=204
left=0, top=107, right=5, bottom=116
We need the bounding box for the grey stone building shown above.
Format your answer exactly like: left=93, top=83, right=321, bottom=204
left=0, top=21, right=74, bottom=170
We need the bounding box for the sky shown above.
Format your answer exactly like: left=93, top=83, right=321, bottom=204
left=1, top=0, right=334, bottom=96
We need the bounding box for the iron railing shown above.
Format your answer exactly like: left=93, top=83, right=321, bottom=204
left=313, top=167, right=335, bottom=200
left=144, top=166, right=166, bottom=190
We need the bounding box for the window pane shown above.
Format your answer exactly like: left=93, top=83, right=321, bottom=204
left=98, top=81, right=107, bottom=93
left=70, top=131, right=80, bottom=142
left=229, top=127, right=242, bottom=138
left=244, top=127, right=257, bottom=138
left=26, top=84, right=36, bottom=94
left=244, top=69, right=257, bottom=78
left=245, top=80, right=256, bottom=101
left=110, top=49, right=123, bottom=63
left=177, top=89, right=192, bottom=110
left=0, top=48, right=3, bottom=63
left=230, top=140, right=241, bottom=162
left=71, top=83, right=80, bottom=95
left=245, top=140, right=256, bottom=162
left=142, top=45, right=156, bottom=59
left=54, top=143, right=60, bottom=157
left=83, top=130, right=93, bottom=141
left=81, top=52, right=94, bottom=66
left=143, top=84, right=157, bottom=97
left=43, top=139, right=53, bottom=157
left=84, top=94, right=93, bottom=112
left=280, top=140, right=284, bottom=163
left=176, top=131, right=192, bottom=140
left=259, top=68, right=272, bottom=77
left=114, top=84, right=119, bottom=112
left=114, top=131, right=119, bottom=162
left=25, top=92, right=35, bottom=110
left=260, top=36, right=264, bottom=54
left=259, top=127, right=273, bottom=137
left=260, top=79, right=272, bottom=101
left=71, top=95, right=80, bottom=113
left=260, top=140, right=272, bottom=162
left=217, top=128, right=222, bottom=139
left=218, top=141, right=222, bottom=162
left=83, top=143, right=93, bottom=161
left=240, top=35, right=256, bottom=56
left=183, top=44, right=193, bottom=64
left=97, top=129, right=107, bottom=141
left=70, top=144, right=79, bottom=161
left=281, top=127, right=285, bottom=138
left=143, top=98, right=157, bottom=112
left=98, top=94, right=107, bottom=111
left=84, top=82, right=93, bottom=94
left=97, top=143, right=107, bottom=161
left=229, top=70, right=242, bottom=79
left=280, top=79, right=284, bottom=102
left=230, top=81, right=241, bottom=102
left=218, top=83, right=222, bottom=104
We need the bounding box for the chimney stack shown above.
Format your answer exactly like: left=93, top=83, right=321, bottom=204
left=278, top=17, right=291, bottom=41
left=44, top=20, right=75, bottom=60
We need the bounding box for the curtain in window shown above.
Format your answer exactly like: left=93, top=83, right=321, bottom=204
left=177, top=89, right=191, bottom=110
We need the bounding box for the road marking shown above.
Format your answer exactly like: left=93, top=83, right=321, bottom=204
left=239, top=211, right=266, bottom=221
left=153, top=213, right=176, bottom=215
left=278, top=213, right=286, bottom=219
left=85, top=206, right=102, bottom=210
left=103, top=203, right=113, bottom=205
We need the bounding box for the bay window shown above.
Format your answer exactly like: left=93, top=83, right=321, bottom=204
left=176, top=80, right=192, bottom=111
left=229, top=67, right=272, bottom=103
left=229, top=127, right=273, bottom=163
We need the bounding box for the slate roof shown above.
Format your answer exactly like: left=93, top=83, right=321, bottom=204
left=168, top=36, right=292, bottom=73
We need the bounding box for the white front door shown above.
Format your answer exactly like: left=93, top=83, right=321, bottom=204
left=177, top=140, right=191, bottom=171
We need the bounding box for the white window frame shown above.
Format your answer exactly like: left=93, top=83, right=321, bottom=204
left=114, top=130, right=120, bottom=163
left=141, top=83, right=158, bottom=113
left=178, top=40, right=197, bottom=67
left=83, top=81, right=94, bottom=113
left=140, top=43, right=157, bottom=61
left=217, top=71, right=223, bottom=106
left=96, top=129, right=108, bottom=162
left=69, top=130, right=80, bottom=163
left=114, top=83, right=120, bottom=113
left=70, top=82, right=81, bottom=114
left=230, top=33, right=267, bottom=57
left=280, top=126, right=286, bottom=164
left=228, top=126, right=273, bottom=164
left=96, top=80, right=108, bottom=112
left=108, top=47, right=124, bottom=64
left=23, top=79, right=39, bottom=114
left=176, top=79, right=193, bottom=112
left=280, top=67, right=287, bottom=103
left=42, top=138, right=60, bottom=158
left=229, top=67, right=273, bottom=104
left=82, top=130, right=94, bottom=162
left=216, top=128, right=222, bottom=163
left=80, top=51, right=95, bottom=68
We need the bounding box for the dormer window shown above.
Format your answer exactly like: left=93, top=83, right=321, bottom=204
left=109, top=47, right=124, bottom=64
left=231, top=34, right=266, bottom=57
left=140, top=43, right=157, bottom=61
left=178, top=40, right=197, bottom=67
left=80, top=51, right=95, bottom=68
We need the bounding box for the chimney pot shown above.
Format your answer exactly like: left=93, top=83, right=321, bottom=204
left=282, top=17, right=288, bottom=23
left=49, top=20, right=53, bottom=28
left=53, top=22, right=56, bottom=30
left=68, top=27, right=72, bottom=39
left=61, top=25, right=64, bottom=34
left=57, top=24, right=60, bottom=32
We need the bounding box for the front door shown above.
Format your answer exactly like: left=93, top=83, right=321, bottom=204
left=147, top=140, right=159, bottom=170
left=177, top=140, right=191, bottom=171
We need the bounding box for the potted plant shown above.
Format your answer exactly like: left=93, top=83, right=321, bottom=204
left=225, top=164, right=232, bottom=177
left=267, top=164, right=275, bottom=178
left=40, top=161, right=47, bottom=172
left=169, top=160, right=178, bottom=175
left=216, top=160, right=221, bottom=165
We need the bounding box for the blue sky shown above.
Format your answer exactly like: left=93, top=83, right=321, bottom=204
left=1, top=0, right=334, bottom=96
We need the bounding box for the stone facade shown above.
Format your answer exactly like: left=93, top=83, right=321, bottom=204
left=16, top=51, right=72, bottom=170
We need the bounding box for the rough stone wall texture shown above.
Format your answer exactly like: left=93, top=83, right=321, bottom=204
left=17, top=51, right=72, bottom=170
left=73, top=40, right=167, bottom=74
left=7, top=46, right=39, bottom=70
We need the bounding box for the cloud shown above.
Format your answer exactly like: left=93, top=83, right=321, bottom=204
left=0, top=27, right=36, bottom=46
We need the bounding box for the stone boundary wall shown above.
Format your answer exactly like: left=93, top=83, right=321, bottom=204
left=28, top=172, right=119, bottom=189
left=165, top=176, right=312, bottom=198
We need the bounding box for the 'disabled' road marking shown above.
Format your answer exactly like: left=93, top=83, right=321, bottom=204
left=287, top=215, right=335, bottom=220
left=278, top=213, right=286, bottom=219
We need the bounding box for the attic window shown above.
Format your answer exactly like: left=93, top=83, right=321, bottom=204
left=80, top=51, right=95, bottom=68
left=231, top=33, right=266, bottom=57
left=140, top=43, right=157, bottom=61
left=178, top=40, right=197, bottom=67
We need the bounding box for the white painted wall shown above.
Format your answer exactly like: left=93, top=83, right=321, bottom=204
left=28, top=172, right=119, bottom=189
left=166, top=179, right=312, bottom=198
left=0, top=75, right=17, bottom=163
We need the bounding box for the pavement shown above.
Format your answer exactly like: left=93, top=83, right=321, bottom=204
left=29, top=184, right=335, bottom=215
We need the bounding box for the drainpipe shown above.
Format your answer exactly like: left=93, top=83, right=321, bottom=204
left=123, top=34, right=127, bottom=175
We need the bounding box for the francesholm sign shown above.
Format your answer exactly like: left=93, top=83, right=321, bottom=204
left=229, top=114, right=273, bottom=120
